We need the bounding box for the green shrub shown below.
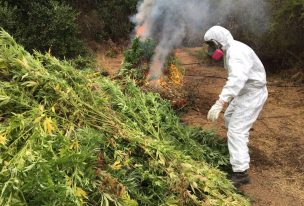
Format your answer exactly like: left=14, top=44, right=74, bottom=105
left=119, top=38, right=156, bottom=83
left=69, top=54, right=97, bottom=70
left=65, top=0, right=138, bottom=42
left=0, top=0, right=87, bottom=59
left=97, top=0, right=138, bottom=40
left=267, top=0, right=304, bottom=68
left=0, top=2, right=16, bottom=32
left=225, top=0, right=304, bottom=70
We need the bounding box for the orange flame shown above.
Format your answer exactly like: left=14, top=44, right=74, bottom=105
left=136, top=26, right=145, bottom=37
left=146, top=63, right=183, bottom=89
left=146, top=76, right=168, bottom=89
left=169, top=64, right=183, bottom=86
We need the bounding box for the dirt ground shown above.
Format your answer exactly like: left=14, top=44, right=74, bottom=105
left=97, top=47, right=304, bottom=206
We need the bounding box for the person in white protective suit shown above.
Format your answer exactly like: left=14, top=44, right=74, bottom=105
left=204, top=26, right=268, bottom=188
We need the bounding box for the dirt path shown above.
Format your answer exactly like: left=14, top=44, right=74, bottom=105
left=97, top=48, right=304, bottom=205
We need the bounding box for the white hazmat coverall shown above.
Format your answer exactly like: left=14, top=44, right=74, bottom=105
left=204, top=26, right=268, bottom=172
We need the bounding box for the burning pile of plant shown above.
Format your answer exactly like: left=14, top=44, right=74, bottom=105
left=119, top=38, right=188, bottom=109
left=0, top=30, right=250, bottom=205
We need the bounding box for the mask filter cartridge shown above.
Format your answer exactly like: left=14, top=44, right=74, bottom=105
left=211, top=49, right=224, bottom=61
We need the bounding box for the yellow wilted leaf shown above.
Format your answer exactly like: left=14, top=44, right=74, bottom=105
left=110, top=160, right=122, bottom=170
left=51, top=106, right=56, bottom=113
left=66, top=88, right=71, bottom=94
left=123, top=158, right=130, bottom=166
left=65, top=176, right=72, bottom=187
left=121, top=194, right=139, bottom=206
left=0, top=95, right=10, bottom=101
left=34, top=116, right=43, bottom=123
left=75, top=187, right=88, bottom=199
left=17, top=56, right=29, bottom=68
left=0, top=134, right=7, bottom=145
left=181, top=163, right=193, bottom=170
left=21, top=73, right=29, bottom=80
left=21, top=81, right=38, bottom=87
left=54, top=84, right=61, bottom=92
left=69, top=140, right=80, bottom=150
left=39, top=105, right=45, bottom=113
left=43, top=117, right=55, bottom=134
left=191, top=181, right=198, bottom=189
left=168, top=172, right=177, bottom=179
left=158, top=154, right=166, bottom=165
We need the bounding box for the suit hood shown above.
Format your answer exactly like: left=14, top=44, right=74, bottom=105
left=204, top=26, right=234, bottom=50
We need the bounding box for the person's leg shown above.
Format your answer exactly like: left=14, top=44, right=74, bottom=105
left=227, top=87, right=268, bottom=186
left=224, top=99, right=237, bottom=128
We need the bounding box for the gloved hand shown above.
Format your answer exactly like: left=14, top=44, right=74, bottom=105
left=207, top=99, right=225, bottom=122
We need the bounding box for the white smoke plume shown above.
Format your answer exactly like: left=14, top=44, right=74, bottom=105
left=132, top=0, right=269, bottom=79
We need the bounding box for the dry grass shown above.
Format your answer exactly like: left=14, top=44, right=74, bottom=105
left=273, top=170, right=304, bottom=202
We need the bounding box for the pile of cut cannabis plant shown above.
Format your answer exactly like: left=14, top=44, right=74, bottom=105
left=0, top=30, right=250, bottom=205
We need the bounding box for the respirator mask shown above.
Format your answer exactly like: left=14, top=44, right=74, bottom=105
left=206, top=39, right=224, bottom=61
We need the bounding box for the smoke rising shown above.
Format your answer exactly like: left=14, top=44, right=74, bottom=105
left=132, top=0, right=269, bottom=79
